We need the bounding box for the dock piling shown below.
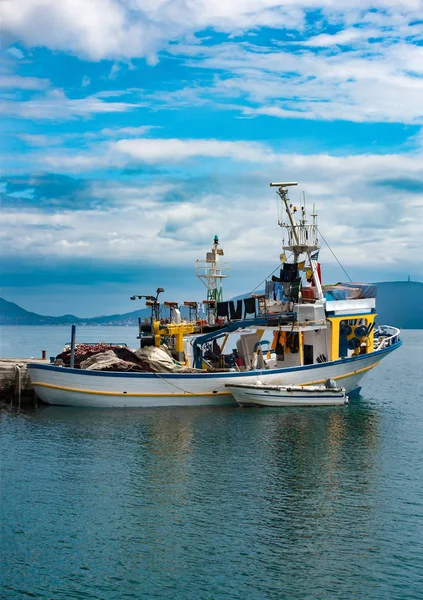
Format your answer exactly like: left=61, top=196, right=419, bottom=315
left=14, top=365, right=22, bottom=409
left=0, top=358, right=49, bottom=407
left=70, top=324, right=76, bottom=369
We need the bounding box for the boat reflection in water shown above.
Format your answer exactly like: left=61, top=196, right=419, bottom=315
left=29, top=401, right=380, bottom=559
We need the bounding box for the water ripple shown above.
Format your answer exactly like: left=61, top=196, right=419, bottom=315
left=2, top=331, right=423, bottom=599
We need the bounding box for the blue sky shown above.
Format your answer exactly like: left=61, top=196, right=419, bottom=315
left=1, top=0, right=423, bottom=316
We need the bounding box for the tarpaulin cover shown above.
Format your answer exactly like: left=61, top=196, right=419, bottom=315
left=342, top=282, right=377, bottom=298
left=135, top=346, right=181, bottom=372
left=135, top=345, right=200, bottom=373
left=324, top=282, right=376, bottom=300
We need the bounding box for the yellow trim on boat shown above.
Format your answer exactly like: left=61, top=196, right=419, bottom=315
left=31, top=381, right=232, bottom=397
left=31, top=361, right=379, bottom=397
left=299, top=361, right=380, bottom=386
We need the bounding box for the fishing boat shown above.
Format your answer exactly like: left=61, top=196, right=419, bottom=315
left=226, top=380, right=347, bottom=407
left=28, top=182, right=402, bottom=408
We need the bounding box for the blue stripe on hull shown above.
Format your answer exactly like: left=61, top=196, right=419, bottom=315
left=28, top=340, right=402, bottom=379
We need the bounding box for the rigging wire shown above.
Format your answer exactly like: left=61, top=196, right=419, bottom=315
left=317, top=228, right=353, bottom=282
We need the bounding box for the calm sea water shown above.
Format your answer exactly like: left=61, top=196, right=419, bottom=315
left=1, top=328, right=423, bottom=599
left=0, top=325, right=141, bottom=359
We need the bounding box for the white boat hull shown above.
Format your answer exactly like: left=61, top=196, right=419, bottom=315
left=227, top=385, right=347, bottom=407
left=27, top=341, right=401, bottom=408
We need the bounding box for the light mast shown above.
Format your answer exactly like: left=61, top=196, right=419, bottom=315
left=196, top=235, right=230, bottom=322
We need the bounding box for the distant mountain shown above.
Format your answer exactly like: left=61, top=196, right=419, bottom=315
left=0, top=297, right=151, bottom=326
left=84, top=307, right=152, bottom=325
left=0, top=280, right=422, bottom=328
left=375, top=281, right=423, bottom=329
left=0, top=297, right=81, bottom=325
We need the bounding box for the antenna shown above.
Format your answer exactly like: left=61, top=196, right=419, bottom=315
left=270, top=182, right=298, bottom=187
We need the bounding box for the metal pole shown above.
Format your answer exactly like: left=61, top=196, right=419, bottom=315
left=14, top=365, right=22, bottom=409
left=280, top=188, right=300, bottom=246
left=70, top=324, right=76, bottom=368
left=307, top=251, right=324, bottom=301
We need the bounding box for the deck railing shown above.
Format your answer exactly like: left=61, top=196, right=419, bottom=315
left=283, top=224, right=318, bottom=248
left=375, top=325, right=401, bottom=348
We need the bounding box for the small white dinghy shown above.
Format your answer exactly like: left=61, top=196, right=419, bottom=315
left=226, top=379, right=347, bottom=407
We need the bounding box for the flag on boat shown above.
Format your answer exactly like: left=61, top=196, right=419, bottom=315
left=280, top=251, right=287, bottom=263
left=298, top=260, right=306, bottom=270
left=311, top=250, right=319, bottom=261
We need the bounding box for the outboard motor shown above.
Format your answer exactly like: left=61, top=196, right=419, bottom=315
left=325, top=378, right=337, bottom=389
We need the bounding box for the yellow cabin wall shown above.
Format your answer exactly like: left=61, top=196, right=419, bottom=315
left=366, top=314, right=376, bottom=353
left=327, top=314, right=376, bottom=360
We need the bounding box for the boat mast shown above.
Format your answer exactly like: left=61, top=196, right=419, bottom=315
left=270, top=182, right=324, bottom=301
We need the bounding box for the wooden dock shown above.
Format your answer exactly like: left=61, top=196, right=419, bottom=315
left=0, top=358, right=50, bottom=407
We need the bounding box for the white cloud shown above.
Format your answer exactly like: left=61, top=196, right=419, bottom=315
left=7, top=46, right=25, bottom=59
left=2, top=1, right=423, bottom=288
left=3, top=141, right=423, bottom=274
left=41, top=152, right=110, bottom=170
left=37, top=137, right=271, bottom=171
left=108, top=62, right=121, bottom=79
left=3, top=0, right=423, bottom=61
left=0, top=0, right=301, bottom=60
left=16, top=133, right=65, bottom=146
left=301, top=28, right=380, bottom=47
left=99, top=125, right=157, bottom=137
left=165, top=35, right=423, bottom=123
left=0, top=74, right=49, bottom=90
left=0, top=89, right=140, bottom=120
left=3, top=2, right=423, bottom=124
left=115, top=137, right=273, bottom=163
left=14, top=126, right=156, bottom=148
